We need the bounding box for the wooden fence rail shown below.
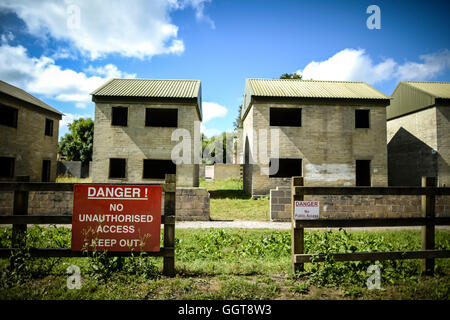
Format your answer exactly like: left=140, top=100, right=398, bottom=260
left=291, top=176, right=450, bottom=276
left=0, top=174, right=177, bottom=277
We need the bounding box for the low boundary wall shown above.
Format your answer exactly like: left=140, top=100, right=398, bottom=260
left=270, top=186, right=450, bottom=221
left=0, top=187, right=210, bottom=221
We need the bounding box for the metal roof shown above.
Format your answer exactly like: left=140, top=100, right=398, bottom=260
left=398, top=81, right=450, bottom=99
left=0, top=80, right=63, bottom=116
left=91, top=78, right=201, bottom=99
left=246, top=78, right=389, bottom=99
left=92, top=78, right=202, bottom=120
left=242, top=79, right=389, bottom=120
left=387, top=81, right=450, bottom=120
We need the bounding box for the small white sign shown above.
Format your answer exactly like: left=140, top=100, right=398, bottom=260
left=294, top=201, right=320, bottom=220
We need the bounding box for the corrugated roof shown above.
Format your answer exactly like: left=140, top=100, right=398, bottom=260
left=0, top=80, right=62, bottom=116
left=387, top=81, right=450, bottom=120
left=91, top=78, right=201, bottom=99
left=92, top=78, right=202, bottom=120
left=246, top=79, right=389, bottom=99
left=242, top=79, right=389, bottom=120
left=400, top=81, right=450, bottom=99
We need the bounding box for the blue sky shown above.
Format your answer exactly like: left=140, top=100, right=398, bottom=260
left=0, top=0, right=449, bottom=138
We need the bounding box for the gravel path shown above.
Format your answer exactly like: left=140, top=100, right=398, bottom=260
left=177, top=220, right=291, bottom=229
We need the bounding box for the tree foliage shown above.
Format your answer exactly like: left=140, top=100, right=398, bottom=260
left=233, top=104, right=243, bottom=130
left=280, top=73, right=302, bottom=79
left=58, top=118, right=94, bottom=164
left=202, top=132, right=235, bottom=164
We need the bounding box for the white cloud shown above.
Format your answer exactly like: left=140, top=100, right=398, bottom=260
left=0, top=0, right=213, bottom=60
left=50, top=47, right=76, bottom=60
left=75, top=102, right=87, bottom=109
left=200, top=123, right=221, bottom=138
left=298, top=48, right=396, bottom=84
left=0, top=42, right=134, bottom=103
left=297, top=48, right=450, bottom=84
left=395, top=50, right=450, bottom=81
left=84, top=64, right=136, bottom=79
left=1, top=31, right=14, bottom=44
left=59, top=112, right=93, bottom=135
left=182, top=0, right=215, bottom=29
left=200, top=101, right=229, bottom=138
left=202, top=101, right=227, bottom=122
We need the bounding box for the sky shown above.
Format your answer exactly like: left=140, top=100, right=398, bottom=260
left=0, top=0, right=449, bottom=139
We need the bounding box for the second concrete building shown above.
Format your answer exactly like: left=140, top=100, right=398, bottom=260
left=240, top=79, right=391, bottom=196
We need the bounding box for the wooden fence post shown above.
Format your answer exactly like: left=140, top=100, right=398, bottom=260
left=421, top=176, right=436, bottom=276
left=292, top=176, right=304, bottom=274
left=12, top=177, right=29, bottom=249
left=163, top=174, right=176, bottom=277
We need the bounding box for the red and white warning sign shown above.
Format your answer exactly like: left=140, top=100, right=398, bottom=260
left=294, top=201, right=320, bottom=220
left=71, top=185, right=162, bottom=252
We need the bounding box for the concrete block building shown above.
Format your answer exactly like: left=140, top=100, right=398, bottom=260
left=91, top=78, right=202, bottom=187
left=241, top=79, right=390, bottom=196
left=387, top=81, right=450, bottom=187
left=0, top=80, right=62, bottom=182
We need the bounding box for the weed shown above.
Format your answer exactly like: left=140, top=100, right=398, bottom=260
left=291, top=281, right=309, bottom=294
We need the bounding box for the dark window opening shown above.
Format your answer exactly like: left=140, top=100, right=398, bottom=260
left=0, top=104, right=18, bottom=128
left=111, top=107, right=128, bottom=126
left=269, top=158, right=302, bottom=178
left=145, top=108, right=178, bottom=127
left=355, top=109, right=370, bottom=128
left=0, top=157, right=15, bottom=178
left=42, top=160, right=51, bottom=182
left=143, top=159, right=176, bottom=179
left=270, top=108, right=301, bottom=127
left=356, top=160, right=371, bottom=186
left=109, top=158, right=126, bottom=178
left=45, top=118, right=53, bottom=136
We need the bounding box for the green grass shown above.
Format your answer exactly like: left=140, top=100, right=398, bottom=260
left=1, top=226, right=449, bottom=300
left=3, top=177, right=447, bottom=299
left=199, top=178, right=269, bottom=221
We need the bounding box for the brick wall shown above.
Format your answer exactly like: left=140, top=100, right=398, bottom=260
left=387, top=106, right=450, bottom=187
left=269, top=187, right=450, bottom=221
left=243, top=103, right=388, bottom=197
left=0, top=187, right=210, bottom=221
left=270, top=186, right=291, bottom=221
left=92, top=102, right=200, bottom=187
left=174, top=188, right=210, bottom=221
left=0, top=191, right=73, bottom=216
left=0, top=97, right=60, bottom=182
left=213, top=164, right=242, bottom=180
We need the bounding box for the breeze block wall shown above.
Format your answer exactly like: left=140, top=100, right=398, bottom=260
left=269, top=186, right=450, bottom=222
left=213, top=164, right=242, bottom=180
left=92, top=102, right=200, bottom=187
left=0, top=101, right=60, bottom=182
left=0, top=187, right=211, bottom=221
left=243, top=103, right=388, bottom=197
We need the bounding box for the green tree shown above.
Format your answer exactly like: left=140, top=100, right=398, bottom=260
left=233, top=104, right=243, bottom=130
left=58, top=118, right=94, bottom=164
left=202, top=132, right=235, bottom=164
left=280, top=73, right=302, bottom=79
